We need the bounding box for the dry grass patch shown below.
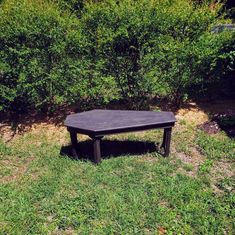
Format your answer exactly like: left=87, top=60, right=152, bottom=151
left=0, top=155, right=36, bottom=183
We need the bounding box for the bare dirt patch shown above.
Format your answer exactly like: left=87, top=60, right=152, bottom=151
left=210, top=160, right=235, bottom=194
left=176, top=102, right=208, bottom=126
left=198, top=121, right=221, bottom=134
left=171, top=147, right=205, bottom=177
left=0, top=155, right=36, bottom=183
left=176, top=99, right=235, bottom=126
left=198, top=113, right=235, bottom=138
left=1, top=98, right=234, bottom=141
left=0, top=123, right=15, bottom=143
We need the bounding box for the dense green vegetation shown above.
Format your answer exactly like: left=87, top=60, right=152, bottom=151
left=1, top=1, right=234, bottom=233
left=0, top=116, right=234, bottom=234
left=0, top=0, right=234, bottom=113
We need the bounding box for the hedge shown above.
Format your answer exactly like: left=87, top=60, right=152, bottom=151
left=0, top=0, right=234, bottom=113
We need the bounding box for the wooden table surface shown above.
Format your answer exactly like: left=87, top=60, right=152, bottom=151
left=65, top=109, right=176, bottom=137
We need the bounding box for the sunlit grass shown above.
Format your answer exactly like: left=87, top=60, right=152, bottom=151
left=0, top=121, right=234, bottom=234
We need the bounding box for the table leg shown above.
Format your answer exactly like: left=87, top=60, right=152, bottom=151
left=161, top=128, right=172, bottom=157
left=70, top=131, right=79, bottom=159
left=93, top=137, right=102, bottom=164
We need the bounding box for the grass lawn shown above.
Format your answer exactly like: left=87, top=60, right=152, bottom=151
left=0, top=102, right=235, bottom=234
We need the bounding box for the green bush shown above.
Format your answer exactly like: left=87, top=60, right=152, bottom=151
left=0, top=0, right=234, bottom=113
left=53, top=0, right=85, bottom=17
left=0, top=0, right=118, bottom=113
left=80, top=0, right=234, bottom=106
left=0, top=0, right=82, bottom=113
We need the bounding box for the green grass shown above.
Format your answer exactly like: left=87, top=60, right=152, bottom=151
left=197, top=131, right=235, bottom=160
left=0, top=122, right=235, bottom=234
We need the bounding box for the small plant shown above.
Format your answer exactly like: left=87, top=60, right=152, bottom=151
left=216, top=177, right=235, bottom=193
left=199, top=159, right=214, bottom=174
left=183, top=163, right=194, bottom=172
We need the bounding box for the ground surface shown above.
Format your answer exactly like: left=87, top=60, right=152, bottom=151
left=0, top=100, right=235, bottom=234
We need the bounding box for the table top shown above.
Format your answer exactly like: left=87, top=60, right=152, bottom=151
left=65, top=109, right=176, bottom=136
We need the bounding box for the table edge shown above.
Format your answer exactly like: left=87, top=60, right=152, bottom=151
left=67, top=121, right=176, bottom=137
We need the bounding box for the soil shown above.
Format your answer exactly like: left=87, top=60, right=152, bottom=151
left=198, top=113, right=235, bottom=138
left=1, top=99, right=235, bottom=140
left=197, top=121, right=221, bottom=134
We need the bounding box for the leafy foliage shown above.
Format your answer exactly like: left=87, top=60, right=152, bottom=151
left=0, top=0, right=82, bottom=112
left=0, top=0, right=234, bottom=113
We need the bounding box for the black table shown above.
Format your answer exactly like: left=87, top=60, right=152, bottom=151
left=65, top=109, right=176, bottom=163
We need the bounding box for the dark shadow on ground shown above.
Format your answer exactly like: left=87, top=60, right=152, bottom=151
left=220, top=126, right=235, bottom=138
left=2, top=97, right=235, bottom=140
left=0, top=110, right=68, bottom=142
left=191, top=99, right=235, bottom=139
left=60, top=139, right=159, bottom=162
